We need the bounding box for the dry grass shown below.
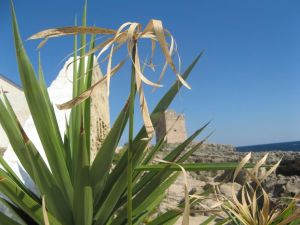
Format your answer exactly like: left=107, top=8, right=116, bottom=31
left=219, top=153, right=300, bottom=225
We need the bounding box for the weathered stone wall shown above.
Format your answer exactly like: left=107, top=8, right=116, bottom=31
left=156, top=110, right=187, bottom=144
left=90, top=59, right=110, bottom=161
left=0, top=76, right=30, bottom=149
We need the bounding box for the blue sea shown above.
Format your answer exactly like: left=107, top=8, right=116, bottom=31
left=236, top=141, right=300, bottom=152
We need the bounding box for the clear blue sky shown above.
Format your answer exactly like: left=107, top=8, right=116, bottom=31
left=1, top=0, right=300, bottom=146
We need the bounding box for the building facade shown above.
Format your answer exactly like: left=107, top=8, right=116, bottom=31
left=0, top=75, right=30, bottom=150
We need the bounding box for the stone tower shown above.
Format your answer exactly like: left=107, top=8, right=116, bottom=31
left=155, top=110, right=187, bottom=144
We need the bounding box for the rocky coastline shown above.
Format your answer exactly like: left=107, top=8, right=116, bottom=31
left=158, top=143, right=300, bottom=222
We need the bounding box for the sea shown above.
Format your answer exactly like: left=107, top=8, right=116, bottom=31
left=236, top=141, right=300, bottom=152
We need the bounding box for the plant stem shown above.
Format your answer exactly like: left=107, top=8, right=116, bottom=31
left=127, top=42, right=136, bottom=225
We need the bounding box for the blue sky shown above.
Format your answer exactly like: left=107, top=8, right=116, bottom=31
left=1, top=0, right=300, bottom=146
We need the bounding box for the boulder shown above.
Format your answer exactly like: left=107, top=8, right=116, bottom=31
left=277, top=155, right=300, bottom=176
left=219, top=182, right=242, bottom=198
left=286, top=177, right=300, bottom=195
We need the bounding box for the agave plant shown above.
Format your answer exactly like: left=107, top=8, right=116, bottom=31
left=220, top=153, right=300, bottom=225
left=0, top=1, right=250, bottom=225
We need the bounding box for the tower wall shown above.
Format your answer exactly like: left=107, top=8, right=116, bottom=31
left=155, top=110, right=187, bottom=144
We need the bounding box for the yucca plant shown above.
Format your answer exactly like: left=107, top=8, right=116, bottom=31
left=220, top=153, right=300, bottom=225
left=0, top=1, right=252, bottom=225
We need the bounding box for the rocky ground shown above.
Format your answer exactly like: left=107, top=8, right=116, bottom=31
left=157, top=143, right=300, bottom=224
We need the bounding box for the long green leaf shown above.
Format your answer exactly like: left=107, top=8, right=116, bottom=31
left=0, top=93, right=72, bottom=224
left=142, top=191, right=214, bottom=225
left=132, top=193, right=165, bottom=225
left=0, top=211, right=22, bottom=225
left=37, top=54, right=64, bottom=161
left=200, top=215, right=216, bottom=225
left=105, top=52, right=204, bottom=192
left=73, top=128, right=93, bottom=225
left=0, top=197, right=34, bottom=225
left=131, top=123, right=208, bottom=200
left=163, top=124, right=209, bottom=162
left=0, top=173, right=61, bottom=225
left=25, top=141, right=73, bottom=224
left=91, top=98, right=130, bottom=208
left=146, top=209, right=180, bottom=225
left=69, top=1, right=86, bottom=185
left=0, top=97, right=33, bottom=177
left=11, top=1, right=73, bottom=206
left=135, top=163, right=256, bottom=171
left=111, top=173, right=179, bottom=225
left=94, top=52, right=204, bottom=224
left=83, top=34, right=95, bottom=155
left=70, top=5, right=94, bottom=225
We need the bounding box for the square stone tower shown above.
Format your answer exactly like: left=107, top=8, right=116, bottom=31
left=155, top=110, right=187, bottom=144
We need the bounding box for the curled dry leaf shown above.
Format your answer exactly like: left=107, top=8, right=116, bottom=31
left=30, top=19, right=191, bottom=138
left=29, top=26, right=116, bottom=40
left=56, top=61, right=125, bottom=110
left=233, top=152, right=251, bottom=181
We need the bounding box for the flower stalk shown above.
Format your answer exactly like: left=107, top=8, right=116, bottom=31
left=127, top=41, right=137, bottom=225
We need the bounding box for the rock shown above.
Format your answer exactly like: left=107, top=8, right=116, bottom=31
left=161, top=143, right=300, bottom=208
left=215, top=169, right=248, bottom=185
left=156, top=143, right=300, bottom=221
left=286, top=177, right=300, bottom=195
left=219, top=182, right=242, bottom=198
left=277, top=155, right=300, bottom=176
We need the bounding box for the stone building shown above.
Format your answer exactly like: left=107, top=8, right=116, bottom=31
left=0, top=75, right=30, bottom=151
left=155, top=110, right=187, bottom=144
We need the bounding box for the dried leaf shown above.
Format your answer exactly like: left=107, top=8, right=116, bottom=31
left=233, top=152, right=251, bottom=181
left=106, top=44, right=114, bottom=96
left=29, top=26, right=116, bottom=40
left=144, top=20, right=191, bottom=89
left=134, top=46, right=155, bottom=138
left=259, top=159, right=281, bottom=182
left=250, top=153, right=268, bottom=176
left=42, top=196, right=50, bottom=225
left=37, top=37, right=49, bottom=49
left=57, top=61, right=125, bottom=109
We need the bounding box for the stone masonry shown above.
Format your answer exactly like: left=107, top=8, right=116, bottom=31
left=155, top=110, right=187, bottom=144
left=89, top=58, right=110, bottom=161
